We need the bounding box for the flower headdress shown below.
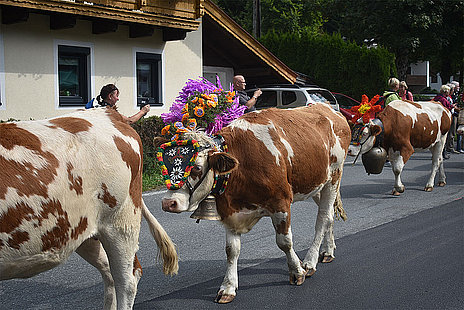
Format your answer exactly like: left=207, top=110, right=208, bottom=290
left=350, top=94, right=383, bottom=124
left=160, top=76, right=246, bottom=140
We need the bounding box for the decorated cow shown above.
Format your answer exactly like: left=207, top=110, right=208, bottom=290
left=349, top=100, right=452, bottom=195
left=0, top=107, right=178, bottom=309
left=156, top=103, right=351, bottom=303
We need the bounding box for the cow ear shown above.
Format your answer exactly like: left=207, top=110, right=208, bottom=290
left=208, top=151, right=239, bottom=175
left=154, top=136, right=170, bottom=149
left=370, top=124, right=382, bottom=136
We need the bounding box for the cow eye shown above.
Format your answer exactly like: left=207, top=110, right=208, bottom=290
left=190, top=165, right=202, bottom=177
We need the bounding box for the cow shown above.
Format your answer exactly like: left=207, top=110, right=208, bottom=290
left=0, top=107, right=178, bottom=310
left=156, top=104, right=351, bottom=303
left=348, top=100, right=452, bottom=195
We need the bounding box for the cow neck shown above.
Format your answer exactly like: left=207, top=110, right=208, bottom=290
left=371, top=118, right=384, bottom=147
left=352, top=118, right=385, bottom=166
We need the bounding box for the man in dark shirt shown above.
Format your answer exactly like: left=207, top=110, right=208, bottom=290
left=233, top=75, right=262, bottom=113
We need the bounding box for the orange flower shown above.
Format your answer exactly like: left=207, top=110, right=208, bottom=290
left=181, top=103, right=189, bottom=114
left=187, top=118, right=197, bottom=130
left=194, top=106, right=205, bottom=117
left=198, top=97, right=204, bottom=105
left=207, top=100, right=217, bottom=108
left=161, top=125, right=171, bottom=135
left=191, top=97, right=198, bottom=104
left=182, top=113, right=189, bottom=122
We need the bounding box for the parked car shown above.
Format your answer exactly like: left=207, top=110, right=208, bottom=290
left=332, top=92, right=360, bottom=121
left=246, top=84, right=339, bottom=111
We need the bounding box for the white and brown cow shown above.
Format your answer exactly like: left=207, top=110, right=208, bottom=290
left=158, top=104, right=351, bottom=303
left=348, top=100, right=452, bottom=195
left=0, top=107, right=178, bottom=309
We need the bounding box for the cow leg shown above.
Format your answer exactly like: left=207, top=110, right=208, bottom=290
left=426, top=137, right=447, bottom=191
left=302, top=183, right=337, bottom=277
left=76, top=238, right=116, bottom=310
left=389, top=148, right=412, bottom=195
left=99, top=226, right=140, bottom=310
left=271, top=212, right=307, bottom=285
left=215, top=228, right=241, bottom=304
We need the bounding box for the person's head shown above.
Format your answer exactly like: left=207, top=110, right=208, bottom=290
left=97, top=84, right=119, bottom=106
left=439, top=84, right=450, bottom=95
left=233, top=75, right=246, bottom=91
left=398, top=81, right=408, bottom=93
left=451, top=81, right=459, bottom=92
left=447, top=83, right=455, bottom=95
left=388, top=77, right=400, bottom=91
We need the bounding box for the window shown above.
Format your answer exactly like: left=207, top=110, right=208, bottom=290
left=58, top=45, right=90, bottom=107
left=136, top=52, right=162, bottom=106
left=282, top=91, right=297, bottom=105
left=254, top=91, right=277, bottom=109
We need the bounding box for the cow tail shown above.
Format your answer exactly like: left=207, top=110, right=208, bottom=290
left=333, top=188, right=347, bottom=221
left=141, top=201, right=179, bottom=275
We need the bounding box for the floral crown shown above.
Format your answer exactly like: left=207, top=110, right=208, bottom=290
left=160, top=76, right=246, bottom=140
left=350, top=94, right=383, bottom=124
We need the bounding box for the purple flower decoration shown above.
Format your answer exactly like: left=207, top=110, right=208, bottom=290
left=162, top=76, right=246, bottom=137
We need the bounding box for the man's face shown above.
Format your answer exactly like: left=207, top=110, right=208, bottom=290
left=235, top=77, right=246, bottom=91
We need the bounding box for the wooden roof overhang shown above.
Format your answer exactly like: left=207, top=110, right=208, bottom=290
left=0, top=0, right=204, bottom=40
left=202, top=0, right=298, bottom=86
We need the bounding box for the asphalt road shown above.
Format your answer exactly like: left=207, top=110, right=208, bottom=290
left=1, top=152, right=463, bottom=309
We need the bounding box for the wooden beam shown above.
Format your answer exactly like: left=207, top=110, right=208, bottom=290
left=92, top=20, right=118, bottom=34
left=50, top=14, right=76, bottom=30
left=129, top=24, right=154, bottom=38
left=163, top=27, right=187, bottom=41
left=1, top=6, right=29, bottom=24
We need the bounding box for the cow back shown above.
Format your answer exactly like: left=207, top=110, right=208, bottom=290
left=218, top=104, right=350, bottom=210
left=0, top=108, right=143, bottom=279
left=379, top=100, right=451, bottom=150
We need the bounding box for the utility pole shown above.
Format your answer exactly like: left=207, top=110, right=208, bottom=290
left=253, top=0, right=261, bottom=38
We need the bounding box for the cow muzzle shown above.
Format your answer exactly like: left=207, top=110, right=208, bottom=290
left=162, top=198, right=182, bottom=213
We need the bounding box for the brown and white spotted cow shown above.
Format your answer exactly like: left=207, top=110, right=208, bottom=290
left=348, top=100, right=452, bottom=195
left=157, top=103, right=351, bottom=303
left=0, top=107, right=178, bottom=310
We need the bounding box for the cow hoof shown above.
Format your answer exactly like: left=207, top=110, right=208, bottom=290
left=290, top=273, right=306, bottom=286
left=215, top=290, right=235, bottom=304
left=320, top=253, right=334, bottom=264
left=424, top=187, right=433, bottom=192
left=437, top=182, right=446, bottom=187
left=391, top=189, right=401, bottom=196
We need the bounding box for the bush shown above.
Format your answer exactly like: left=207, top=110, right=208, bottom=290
left=260, top=30, right=397, bottom=100
left=131, top=115, right=166, bottom=191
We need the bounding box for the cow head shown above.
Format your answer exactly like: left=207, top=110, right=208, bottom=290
left=347, top=121, right=383, bottom=156
left=156, top=132, right=238, bottom=214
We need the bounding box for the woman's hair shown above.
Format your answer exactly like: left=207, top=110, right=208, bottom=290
left=96, top=84, right=118, bottom=105
left=399, top=81, right=408, bottom=89
left=440, top=84, right=450, bottom=94
left=388, top=77, right=399, bottom=89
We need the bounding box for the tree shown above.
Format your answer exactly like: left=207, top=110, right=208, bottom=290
left=214, top=0, right=326, bottom=36
left=324, top=0, right=463, bottom=84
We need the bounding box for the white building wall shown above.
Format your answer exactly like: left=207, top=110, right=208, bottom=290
left=0, top=12, right=202, bottom=120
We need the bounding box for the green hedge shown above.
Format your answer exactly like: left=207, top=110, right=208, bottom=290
left=131, top=115, right=166, bottom=190
left=260, top=31, right=397, bottom=100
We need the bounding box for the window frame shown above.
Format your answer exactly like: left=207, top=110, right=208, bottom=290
left=0, top=34, right=5, bottom=110
left=135, top=50, right=163, bottom=107
left=54, top=41, right=94, bottom=110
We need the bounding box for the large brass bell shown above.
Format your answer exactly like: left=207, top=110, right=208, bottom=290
left=190, top=195, right=221, bottom=222
left=362, top=146, right=387, bottom=175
